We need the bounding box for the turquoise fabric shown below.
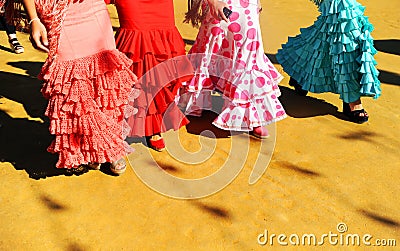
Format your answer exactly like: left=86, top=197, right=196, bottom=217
left=277, top=0, right=381, bottom=103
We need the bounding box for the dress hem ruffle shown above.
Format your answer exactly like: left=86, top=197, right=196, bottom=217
left=276, top=0, right=381, bottom=103
left=40, top=49, right=139, bottom=168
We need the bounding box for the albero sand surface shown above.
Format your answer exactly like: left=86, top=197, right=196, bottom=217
left=0, top=0, right=399, bottom=250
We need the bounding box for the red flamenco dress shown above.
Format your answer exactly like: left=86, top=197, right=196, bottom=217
left=113, top=0, right=193, bottom=138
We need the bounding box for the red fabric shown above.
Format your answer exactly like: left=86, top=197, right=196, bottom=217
left=115, top=0, right=193, bottom=137
left=40, top=49, right=139, bottom=168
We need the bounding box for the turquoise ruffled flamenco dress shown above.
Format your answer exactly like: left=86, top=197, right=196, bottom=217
left=276, top=0, right=381, bottom=123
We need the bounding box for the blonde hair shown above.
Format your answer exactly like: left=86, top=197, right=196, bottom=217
left=184, top=0, right=209, bottom=28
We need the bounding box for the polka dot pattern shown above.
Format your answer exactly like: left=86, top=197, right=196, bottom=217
left=181, top=0, right=286, bottom=131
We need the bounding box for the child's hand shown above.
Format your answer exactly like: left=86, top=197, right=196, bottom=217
left=208, top=0, right=229, bottom=22
left=29, top=19, right=49, bottom=53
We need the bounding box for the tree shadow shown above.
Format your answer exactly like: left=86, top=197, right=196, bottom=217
left=337, top=130, right=378, bottom=142
left=279, top=86, right=345, bottom=120
left=379, top=69, right=400, bottom=86
left=275, top=160, right=321, bottom=177
left=374, top=39, right=400, bottom=56
left=358, top=209, right=399, bottom=227
left=190, top=200, right=231, bottom=219
left=40, top=195, right=68, bottom=211
left=335, top=129, right=399, bottom=156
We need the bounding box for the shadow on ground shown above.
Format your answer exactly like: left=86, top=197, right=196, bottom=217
left=358, top=209, right=400, bottom=227
left=378, top=69, right=400, bottom=86
left=185, top=110, right=236, bottom=138
left=278, top=86, right=346, bottom=120
left=190, top=200, right=231, bottom=219
left=374, top=39, right=400, bottom=56
left=0, top=62, right=85, bottom=179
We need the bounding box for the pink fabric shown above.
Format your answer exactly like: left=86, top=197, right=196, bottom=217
left=179, top=0, right=286, bottom=131
left=36, top=0, right=139, bottom=168
left=57, top=0, right=115, bottom=60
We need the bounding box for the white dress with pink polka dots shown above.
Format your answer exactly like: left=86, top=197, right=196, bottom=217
left=180, top=0, right=286, bottom=131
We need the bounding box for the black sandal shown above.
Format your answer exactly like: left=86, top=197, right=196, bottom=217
left=65, top=165, right=88, bottom=176
left=343, top=102, right=369, bottom=124
left=289, top=77, right=308, bottom=96
left=9, top=38, right=24, bottom=54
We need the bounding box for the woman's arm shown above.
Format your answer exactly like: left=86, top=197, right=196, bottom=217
left=207, top=0, right=229, bottom=22
left=22, top=0, right=49, bottom=52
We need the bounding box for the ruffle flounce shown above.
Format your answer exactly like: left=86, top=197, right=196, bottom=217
left=115, top=26, right=187, bottom=64
left=115, top=27, right=193, bottom=137
left=180, top=71, right=286, bottom=131
left=126, top=85, right=189, bottom=137
left=179, top=88, right=286, bottom=131
left=184, top=51, right=283, bottom=102
left=276, top=0, right=381, bottom=103
left=40, top=49, right=140, bottom=168
left=213, top=94, right=287, bottom=131
left=115, top=26, right=193, bottom=90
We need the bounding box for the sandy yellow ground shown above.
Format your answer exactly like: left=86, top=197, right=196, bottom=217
left=0, top=0, right=399, bottom=250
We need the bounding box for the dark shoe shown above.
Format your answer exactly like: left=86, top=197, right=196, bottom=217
left=65, top=165, right=88, bottom=175
left=289, top=77, right=308, bottom=96
left=9, top=38, right=24, bottom=54
left=87, top=162, right=101, bottom=170
left=343, top=102, right=369, bottom=124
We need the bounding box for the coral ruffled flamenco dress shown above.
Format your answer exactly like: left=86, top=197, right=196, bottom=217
left=37, top=0, right=139, bottom=168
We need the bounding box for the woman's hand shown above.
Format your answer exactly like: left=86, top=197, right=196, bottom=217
left=207, top=0, right=229, bottom=22
left=29, top=19, right=49, bottom=52
left=22, top=0, right=49, bottom=52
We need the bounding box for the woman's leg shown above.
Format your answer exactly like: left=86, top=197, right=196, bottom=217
left=0, top=15, right=24, bottom=53
left=343, top=99, right=369, bottom=123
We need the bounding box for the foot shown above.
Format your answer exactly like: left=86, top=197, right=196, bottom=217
left=343, top=100, right=369, bottom=124
left=87, top=162, right=101, bottom=170
left=251, top=126, right=270, bottom=139
left=289, top=77, right=308, bottom=96
left=110, top=158, right=127, bottom=175
left=9, top=38, right=24, bottom=54
left=148, top=134, right=166, bottom=152
left=65, top=165, right=88, bottom=175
